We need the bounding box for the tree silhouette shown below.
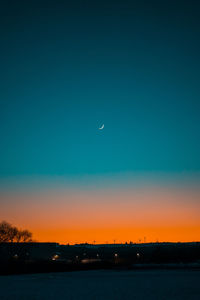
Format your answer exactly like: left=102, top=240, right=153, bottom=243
left=0, top=221, right=33, bottom=243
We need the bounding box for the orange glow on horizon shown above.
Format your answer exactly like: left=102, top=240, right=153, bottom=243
left=32, top=226, right=200, bottom=244
left=0, top=186, right=200, bottom=244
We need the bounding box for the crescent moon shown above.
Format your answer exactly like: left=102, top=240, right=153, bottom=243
left=99, top=124, right=104, bottom=130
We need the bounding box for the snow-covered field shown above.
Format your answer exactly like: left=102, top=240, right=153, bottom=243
left=0, top=270, right=200, bottom=300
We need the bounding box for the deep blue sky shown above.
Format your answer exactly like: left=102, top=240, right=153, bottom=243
left=0, top=0, right=200, bottom=177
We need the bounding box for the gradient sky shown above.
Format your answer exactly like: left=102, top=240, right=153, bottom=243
left=0, top=0, right=200, bottom=243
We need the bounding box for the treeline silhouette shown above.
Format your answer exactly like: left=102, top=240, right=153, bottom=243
left=0, top=221, right=33, bottom=243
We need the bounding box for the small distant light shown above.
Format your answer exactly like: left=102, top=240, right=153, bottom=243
left=52, top=254, right=59, bottom=260
left=97, top=254, right=99, bottom=257
left=114, top=253, right=118, bottom=257
left=137, top=253, right=140, bottom=258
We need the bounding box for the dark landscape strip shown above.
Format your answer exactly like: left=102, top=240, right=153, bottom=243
left=1, top=261, right=200, bottom=276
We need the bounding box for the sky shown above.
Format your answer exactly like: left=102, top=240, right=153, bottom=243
left=0, top=0, right=200, bottom=244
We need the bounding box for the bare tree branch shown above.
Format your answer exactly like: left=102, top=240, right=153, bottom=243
left=0, top=221, right=33, bottom=243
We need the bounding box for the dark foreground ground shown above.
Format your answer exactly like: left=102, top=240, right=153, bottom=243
left=0, top=270, right=200, bottom=300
